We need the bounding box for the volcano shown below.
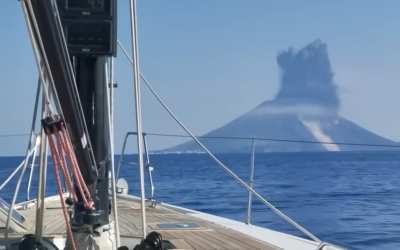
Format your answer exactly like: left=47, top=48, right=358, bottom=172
left=167, top=40, right=395, bottom=153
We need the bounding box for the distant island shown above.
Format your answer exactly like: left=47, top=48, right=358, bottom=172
left=166, top=40, right=396, bottom=153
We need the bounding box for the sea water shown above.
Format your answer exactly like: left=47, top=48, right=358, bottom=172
left=0, top=151, right=399, bottom=250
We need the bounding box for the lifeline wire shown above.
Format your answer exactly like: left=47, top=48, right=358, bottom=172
left=118, top=40, right=321, bottom=242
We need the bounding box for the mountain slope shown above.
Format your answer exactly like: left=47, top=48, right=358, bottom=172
left=166, top=101, right=395, bottom=153
left=165, top=40, right=395, bottom=153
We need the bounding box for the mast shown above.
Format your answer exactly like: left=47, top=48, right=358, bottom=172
left=21, top=0, right=118, bottom=248
left=129, top=0, right=148, bottom=238
left=56, top=0, right=118, bottom=246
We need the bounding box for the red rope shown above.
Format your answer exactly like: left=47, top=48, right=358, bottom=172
left=54, top=136, right=77, bottom=202
left=43, top=118, right=96, bottom=250
left=57, top=129, right=94, bottom=210
left=48, top=134, right=77, bottom=250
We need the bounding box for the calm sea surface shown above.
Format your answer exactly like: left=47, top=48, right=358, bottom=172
left=0, top=151, right=399, bottom=250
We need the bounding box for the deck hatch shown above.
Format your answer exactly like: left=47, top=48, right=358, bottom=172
left=157, top=223, right=200, bottom=230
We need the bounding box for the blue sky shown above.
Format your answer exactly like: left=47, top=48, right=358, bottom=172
left=0, top=1, right=399, bottom=155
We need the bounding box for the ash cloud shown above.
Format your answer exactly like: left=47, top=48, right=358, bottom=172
left=274, top=39, right=339, bottom=110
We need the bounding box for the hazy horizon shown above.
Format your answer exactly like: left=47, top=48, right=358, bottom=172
left=0, top=1, right=399, bottom=155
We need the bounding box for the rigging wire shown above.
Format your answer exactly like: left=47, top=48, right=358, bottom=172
left=0, top=149, right=36, bottom=192
left=1, top=131, right=399, bottom=149
left=140, top=132, right=400, bottom=149
left=118, top=40, right=322, bottom=242
left=0, top=133, right=31, bottom=139
left=4, top=60, right=42, bottom=238
left=19, top=1, right=95, bottom=247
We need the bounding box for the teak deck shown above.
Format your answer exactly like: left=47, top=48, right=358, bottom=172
left=9, top=195, right=280, bottom=249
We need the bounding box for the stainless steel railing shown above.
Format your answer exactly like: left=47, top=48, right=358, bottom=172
left=117, top=132, right=156, bottom=205
left=117, top=132, right=259, bottom=224
left=246, top=138, right=256, bottom=225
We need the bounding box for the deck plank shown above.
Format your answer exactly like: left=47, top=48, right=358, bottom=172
left=13, top=196, right=281, bottom=250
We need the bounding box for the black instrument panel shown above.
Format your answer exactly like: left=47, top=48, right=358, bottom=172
left=58, top=0, right=114, bottom=17
left=57, top=0, right=117, bottom=56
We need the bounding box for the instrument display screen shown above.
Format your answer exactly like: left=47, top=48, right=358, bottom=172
left=67, top=0, right=105, bottom=11
left=57, top=0, right=117, bottom=56
left=58, top=0, right=115, bottom=17
left=64, top=20, right=113, bottom=55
